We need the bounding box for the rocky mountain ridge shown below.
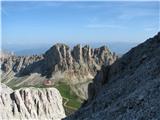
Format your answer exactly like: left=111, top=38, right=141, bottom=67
left=1, top=44, right=117, bottom=99
left=0, top=83, right=66, bottom=120
left=1, top=44, right=117, bottom=78
left=42, top=44, right=117, bottom=80
left=65, top=33, right=160, bottom=120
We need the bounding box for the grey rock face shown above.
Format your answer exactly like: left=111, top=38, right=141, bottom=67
left=65, top=33, right=160, bottom=120
left=72, top=44, right=82, bottom=63
left=43, top=43, right=73, bottom=77
left=45, top=44, right=117, bottom=80
left=1, top=55, right=43, bottom=74
left=0, top=83, right=66, bottom=120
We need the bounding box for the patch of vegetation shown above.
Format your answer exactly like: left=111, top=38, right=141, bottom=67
left=55, top=82, right=82, bottom=108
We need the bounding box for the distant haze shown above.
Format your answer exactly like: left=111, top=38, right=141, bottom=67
left=2, top=41, right=138, bottom=56
left=1, top=1, right=159, bottom=55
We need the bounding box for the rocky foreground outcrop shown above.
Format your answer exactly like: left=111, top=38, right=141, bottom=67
left=0, top=83, right=66, bottom=120
left=65, top=33, right=160, bottom=120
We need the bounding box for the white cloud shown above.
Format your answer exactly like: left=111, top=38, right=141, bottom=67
left=144, top=27, right=157, bottom=31
left=85, top=24, right=126, bottom=29
left=2, top=1, right=63, bottom=12
left=118, top=9, right=158, bottom=20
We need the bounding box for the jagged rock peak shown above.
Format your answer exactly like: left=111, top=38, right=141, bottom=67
left=44, top=43, right=116, bottom=64
left=45, top=43, right=70, bottom=53
left=43, top=43, right=117, bottom=78
left=0, top=83, right=66, bottom=120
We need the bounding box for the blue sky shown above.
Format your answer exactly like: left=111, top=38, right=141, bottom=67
left=1, top=1, right=159, bottom=54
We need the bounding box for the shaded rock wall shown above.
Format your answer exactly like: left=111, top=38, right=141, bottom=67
left=65, top=33, right=160, bottom=120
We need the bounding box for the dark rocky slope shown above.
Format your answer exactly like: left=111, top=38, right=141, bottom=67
left=65, top=33, right=160, bottom=120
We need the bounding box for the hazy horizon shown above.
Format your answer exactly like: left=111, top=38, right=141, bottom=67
left=2, top=41, right=139, bottom=56
left=1, top=1, right=159, bottom=55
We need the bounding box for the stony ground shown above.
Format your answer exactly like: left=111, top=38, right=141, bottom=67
left=65, top=33, right=160, bottom=120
